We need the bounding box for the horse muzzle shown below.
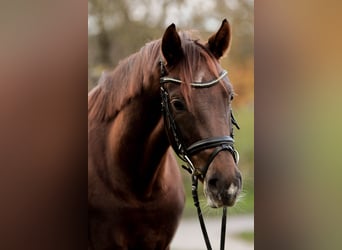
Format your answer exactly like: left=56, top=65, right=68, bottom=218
left=204, top=170, right=242, bottom=208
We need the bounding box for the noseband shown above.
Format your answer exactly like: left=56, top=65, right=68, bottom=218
left=160, top=61, right=240, bottom=250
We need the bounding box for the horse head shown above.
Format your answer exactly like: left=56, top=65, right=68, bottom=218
left=160, top=19, right=242, bottom=208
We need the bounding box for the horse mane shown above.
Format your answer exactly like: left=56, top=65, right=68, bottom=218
left=88, top=31, right=221, bottom=122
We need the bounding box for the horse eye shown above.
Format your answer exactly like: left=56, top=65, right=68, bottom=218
left=171, top=99, right=186, bottom=111
left=230, top=95, right=234, bottom=101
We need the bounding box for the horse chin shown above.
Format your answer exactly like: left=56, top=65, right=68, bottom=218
left=206, top=197, right=221, bottom=208
left=206, top=195, right=237, bottom=208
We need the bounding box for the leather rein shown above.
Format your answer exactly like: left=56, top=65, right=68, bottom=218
left=159, top=61, right=240, bottom=250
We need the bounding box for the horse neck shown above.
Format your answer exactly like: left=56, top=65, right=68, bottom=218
left=105, top=73, right=170, bottom=196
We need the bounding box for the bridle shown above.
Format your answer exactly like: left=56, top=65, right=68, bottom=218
left=159, top=60, right=240, bottom=250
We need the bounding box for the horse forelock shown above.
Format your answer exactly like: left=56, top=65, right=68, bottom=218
left=174, top=31, right=224, bottom=109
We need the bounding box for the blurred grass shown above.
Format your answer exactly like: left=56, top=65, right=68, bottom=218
left=179, top=105, right=254, bottom=217
left=235, top=231, right=254, bottom=243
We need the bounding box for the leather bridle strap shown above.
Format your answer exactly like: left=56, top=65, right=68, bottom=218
left=192, top=174, right=212, bottom=249
left=186, top=136, right=239, bottom=178
left=192, top=174, right=228, bottom=250
left=160, top=70, right=228, bottom=88
left=187, top=136, right=234, bottom=155
left=189, top=140, right=237, bottom=250
left=203, top=144, right=236, bottom=178
left=160, top=60, right=239, bottom=250
left=221, top=207, right=228, bottom=250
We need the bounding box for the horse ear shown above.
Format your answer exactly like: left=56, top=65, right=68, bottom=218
left=161, top=23, right=183, bottom=66
left=207, top=19, right=232, bottom=59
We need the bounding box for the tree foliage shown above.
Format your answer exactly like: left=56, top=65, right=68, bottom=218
left=88, top=0, right=254, bottom=106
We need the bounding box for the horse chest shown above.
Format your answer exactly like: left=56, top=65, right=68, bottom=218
left=89, top=187, right=184, bottom=250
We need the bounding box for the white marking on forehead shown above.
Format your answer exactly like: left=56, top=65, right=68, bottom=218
left=227, top=183, right=238, bottom=195
left=194, top=71, right=206, bottom=82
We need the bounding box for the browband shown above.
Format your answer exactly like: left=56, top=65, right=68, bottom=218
left=160, top=70, right=228, bottom=88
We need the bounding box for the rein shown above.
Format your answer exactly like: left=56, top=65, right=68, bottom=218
left=159, top=61, right=240, bottom=250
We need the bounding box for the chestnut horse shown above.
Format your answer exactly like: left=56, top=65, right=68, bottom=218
left=88, top=19, right=242, bottom=250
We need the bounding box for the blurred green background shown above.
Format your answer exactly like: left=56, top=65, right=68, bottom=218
left=88, top=0, right=254, bottom=218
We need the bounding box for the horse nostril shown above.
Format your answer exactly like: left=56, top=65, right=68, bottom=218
left=208, top=178, right=219, bottom=190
